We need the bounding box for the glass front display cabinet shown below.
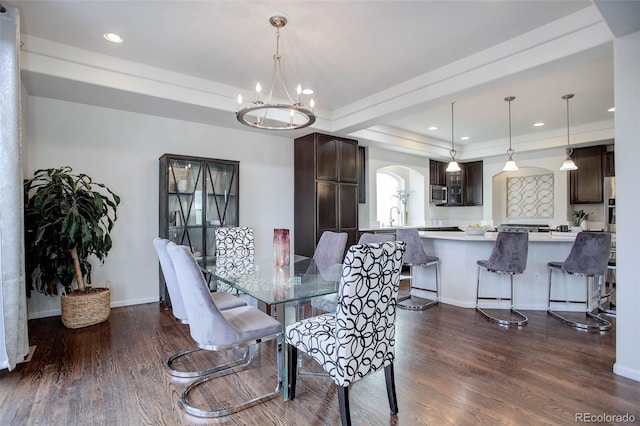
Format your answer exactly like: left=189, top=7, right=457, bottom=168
left=159, top=153, right=239, bottom=306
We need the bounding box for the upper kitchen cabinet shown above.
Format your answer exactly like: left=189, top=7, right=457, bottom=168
left=294, top=133, right=359, bottom=257
left=464, top=161, right=483, bottom=206
left=569, top=145, right=605, bottom=204
left=429, top=160, right=447, bottom=187
left=432, top=159, right=483, bottom=206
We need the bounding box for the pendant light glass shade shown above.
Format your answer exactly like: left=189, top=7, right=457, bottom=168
left=560, top=94, right=578, bottom=171
left=502, top=96, right=519, bottom=172
left=446, top=101, right=462, bottom=172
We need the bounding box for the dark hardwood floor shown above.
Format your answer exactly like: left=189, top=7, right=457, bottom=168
left=1, top=302, right=638, bottom=425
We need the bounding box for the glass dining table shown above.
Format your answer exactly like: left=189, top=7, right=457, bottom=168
left=199, top=254, right=342, bottom=400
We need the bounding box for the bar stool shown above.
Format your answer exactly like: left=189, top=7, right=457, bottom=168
left=547, top=232, right=612, bottom=331
left=396, top=228, right=439, bottom=310
left=476, top=231, right=529, bottom=326
left=597, top=258, right=616, bottom=316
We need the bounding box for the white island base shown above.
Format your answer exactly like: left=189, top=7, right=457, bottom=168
left=411, top=231, right=601, bottom=312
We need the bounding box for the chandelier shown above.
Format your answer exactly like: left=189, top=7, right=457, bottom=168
left=559, top=94, right=578, bottom=171
left=446, top=101, right=461, bottom=172
left=236, top=15, right=316, bottom=130
left=502, top=96, right=519, bottom=172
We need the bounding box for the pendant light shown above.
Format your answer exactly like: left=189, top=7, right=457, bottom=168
left=446, top=101, right=461, bottom=172
left=559, top=94, right=578, bottom=171
left=502, top=96, right=519, bottom=172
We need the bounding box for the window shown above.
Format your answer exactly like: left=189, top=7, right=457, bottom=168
left=376, top=171, right=403, bottom=224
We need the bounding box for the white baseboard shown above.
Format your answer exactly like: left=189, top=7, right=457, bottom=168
left=28, top=297, right=159, bottom=320
left=613, top=362, right=640, bottom=383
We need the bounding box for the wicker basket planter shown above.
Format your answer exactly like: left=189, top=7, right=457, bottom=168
left=61, top=287, right=111, bottom=329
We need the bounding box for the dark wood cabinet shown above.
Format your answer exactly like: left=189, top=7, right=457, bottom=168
left=446, top=169, right=464, bottom=206
left=464, top=161, right=483, bottom=206
left=159, top=154, right=239, bottom=305
left=430, top=160, right=447, bottom=186
left=569, top=145, right=605, bottom=204
left=295, top=133, right=359, bottom=257
left=358, top=146, right=367, bottom=203
left=605, top=150, right=615, bottom=177
left=432, top=159, right=483, bottom=206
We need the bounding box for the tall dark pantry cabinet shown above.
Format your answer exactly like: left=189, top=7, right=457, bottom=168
left=294, top=133, right=359, bottom=258
left=158, top=154, right=239, bottom=306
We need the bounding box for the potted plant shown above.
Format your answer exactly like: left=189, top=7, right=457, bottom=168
left=24, top=166, right=120, bottom=328
left=570, top=209, right=591, bottom=232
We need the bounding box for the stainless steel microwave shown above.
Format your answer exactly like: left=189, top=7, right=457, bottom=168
left=430, top=185, right=447, bottom=204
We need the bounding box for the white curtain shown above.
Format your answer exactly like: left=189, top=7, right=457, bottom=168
left=0, top=4, right=29, bottom=371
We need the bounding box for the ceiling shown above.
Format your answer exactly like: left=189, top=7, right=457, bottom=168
left=6, top=0, right=630, bottom=161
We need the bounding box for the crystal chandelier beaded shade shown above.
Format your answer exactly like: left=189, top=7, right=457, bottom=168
left=236, top=15, right=316, bottom=130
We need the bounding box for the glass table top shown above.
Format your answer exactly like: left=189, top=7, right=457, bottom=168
left=200, top=255, right=341, bottom=306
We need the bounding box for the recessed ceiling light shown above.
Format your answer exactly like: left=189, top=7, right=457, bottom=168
left=302, top=88, right=314, bottom=95
left=428, top=126, right=438, bottom=131
left=533, top=122, right=545, bottom=127
left=460, top=136, right=470, bottom=141
left=608, top=107, right=615, bottom=112
left=103, top=33, right=124, bottom=44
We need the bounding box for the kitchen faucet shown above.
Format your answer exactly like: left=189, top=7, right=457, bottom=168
left=389, top=206, right=401, bottom=227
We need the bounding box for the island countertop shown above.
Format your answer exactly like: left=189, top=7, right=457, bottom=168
left=419, top=230, right=579, bottom=242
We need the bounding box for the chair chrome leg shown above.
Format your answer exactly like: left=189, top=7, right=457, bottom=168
left=165, top=346, right=251, bottom=378
left=596, top=276, right=616, bottom=316
left=398, top=264, right=439, bottom=310
left=179, top=334, right=283, bottom=418
left=475, top=269, right=528, bottom=326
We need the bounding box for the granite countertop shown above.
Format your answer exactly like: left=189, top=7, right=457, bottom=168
left=359, top=226, right=463, bottom=232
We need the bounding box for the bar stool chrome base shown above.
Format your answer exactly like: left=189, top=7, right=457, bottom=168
left=398, top=295, right=438, bottom=310
left=546, top=308, right=611, bottom=331
left=397, top=261, right=439, bottom=311
left=547, top=265, right=612, bottom=331
left=476, top=270, right=528, bottom=327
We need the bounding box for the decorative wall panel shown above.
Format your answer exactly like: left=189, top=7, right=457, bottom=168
left=507, top=174, right=554, bottom=218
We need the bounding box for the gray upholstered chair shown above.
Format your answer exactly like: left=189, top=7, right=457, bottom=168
left=312, top=233, right=394, bottom=313
left=547, top=232, right=612, bottom=331
left=153, top=238, right=247, bottom=378
left=285, top=241, right=406, bottom=426
left=309, top=231, right=349, bottom=313
left=167, top=242, right=283, bottom=418
left=357, top=232, right=395, bottom=244
left=396, top=228, right=439, bottom=310
left=476, top=231, right=529, bottom=326
left=313, top=231, right=348, bottom=270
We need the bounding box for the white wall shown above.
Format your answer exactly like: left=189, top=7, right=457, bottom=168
left=613, top=30, right=640, bottom=382
left=24, top=97, right=294, bottom=318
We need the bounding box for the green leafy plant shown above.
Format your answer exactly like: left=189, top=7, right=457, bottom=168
left=570, top=209, right=591, bottom=227
left=24, top=167, right=120, bottom=297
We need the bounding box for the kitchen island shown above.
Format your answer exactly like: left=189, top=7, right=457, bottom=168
left=413, top=231, right=600, bottom=311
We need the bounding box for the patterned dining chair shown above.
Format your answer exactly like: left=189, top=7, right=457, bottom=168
left=214, top=227, right=255, bottom=297
left=547, top=231, right=612, bottom=331
left=167, top=243, right=283, bottom=418
left=286, top=241, right=406, bottom=426
left=153, top=238, right=247, bottom=378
